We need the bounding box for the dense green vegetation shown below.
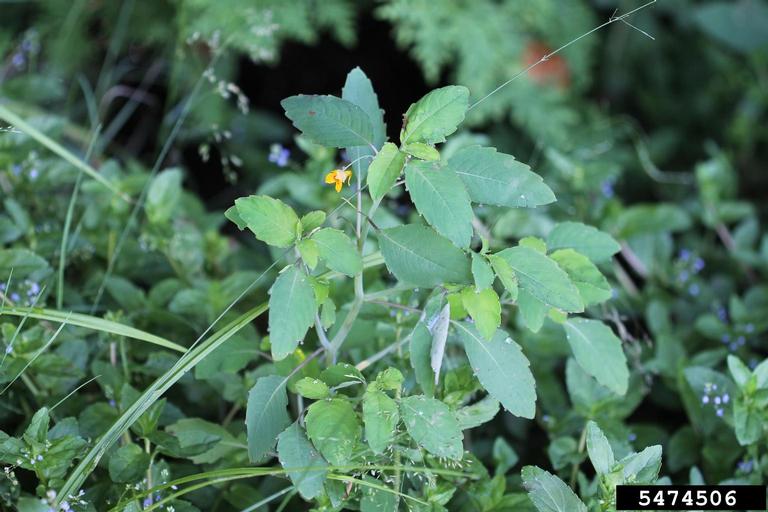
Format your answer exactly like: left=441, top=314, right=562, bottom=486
left=1, top=1, right=767, bottom=510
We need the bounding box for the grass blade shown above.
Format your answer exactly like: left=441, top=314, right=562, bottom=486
left=0, top=104, right=130, bottom=201
left=0, top=307, right=185, bottom=353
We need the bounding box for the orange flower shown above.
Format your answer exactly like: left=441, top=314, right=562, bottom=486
left=324, top=169, right=353, bottom=193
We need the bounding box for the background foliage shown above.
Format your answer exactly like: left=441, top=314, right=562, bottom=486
left=1, top=0, right=767, bottom=511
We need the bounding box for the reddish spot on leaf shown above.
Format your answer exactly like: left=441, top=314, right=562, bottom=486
left=522, top=41, right=570, bottom=89
left=308, top=110, right=316, bottom=116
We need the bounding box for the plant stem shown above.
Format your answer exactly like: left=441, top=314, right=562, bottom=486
left=569, top=424, right=589, bottom=488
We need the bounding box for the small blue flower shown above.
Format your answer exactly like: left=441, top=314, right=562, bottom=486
left=716, top=307, right=728, bottom=321
left=10, top=292, right=20, bottom=302
left=688, top=283, right=700, bottom=296
left=11, top=53, right=25, bottom=68
left=736, top=336, right=746, bottom=346
left=679, top=249, right=692, bottom=261
left=143, top=496, right=153, bottom=508
left=745, top=323, right=755, bottom=333
left=0, top=283, right=5, bottom=291
left=600, top=180, right=614, bottom=198
left=716, top=408, right=724, bottom=417
left=714, top=396, right=721, bottom=405
left=721, top=334, right=731, bottom=344
left=701, top=395, right=709, bottom=404
left=29, top=168, right=39, bottom=180
left=729, top=342, right=738, bottom=351
left=738, top=459, right=754, bottom=472
left=722, top=393, right=729, bottom=404
left=11, top=164, right=21, bottom=176
left=268, top=144, right=290, bottom=167
left=4, top=345, right=12, bottom=355
left=693, top=257, right=705, bottom=272
left=678, top=270, right=690, bottom=283
left=627, top=433, right=637, bottom=442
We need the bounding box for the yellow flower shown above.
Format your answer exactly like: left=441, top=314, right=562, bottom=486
left=324, top=169, right=353, bottom=193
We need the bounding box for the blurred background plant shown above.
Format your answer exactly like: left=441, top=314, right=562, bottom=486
left=0, top=0, right=767, bottom=510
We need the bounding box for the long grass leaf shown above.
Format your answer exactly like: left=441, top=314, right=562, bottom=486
left=0, top=307, right=185, bottom=353
left=0, top=104, right=129, bottom=201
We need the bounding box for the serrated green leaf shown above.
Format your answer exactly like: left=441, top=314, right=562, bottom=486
left=495, top=246, right=583, bottom=312
left=379, top=225, right=472, bottom=287
left=362, top=389, right=399, bottom=455
left=300, top=210, right=327, bottom=233
left=342, top=67, right=386, bottom=177
left=277, top=422, right=327, bottom=500
left=471, top=253, right=495, bottom=291
left=521, top=465, right=587, bottom=512
left=489, top=254, right=518, bottom=300
left=224, top=205, right=247, bottom=230
left=305, top=398, right=361, bottom=466
left=550, top=249, right=612, bottom=306
left=402, top=142, right=440, bottom=161
left=295, top=377, right=330, bottom=400
left=456, top=396, right=500, bottom=429
left=563, top=318, right=629, bottom=395
left=410, top=322, right=435, bottom=397
left=447, top=146, right=555, bottom=207
left=460, top=287, right=501, bottom=341
left=405, top=160, right=474, bottom=248
left=367, top=142, right=406, bottom=200
left=235, top=195, right=299, bottom=248
left=297, top=238, right=320, bottom=269
left=245, top=375, right=291, bottom=462
left=281, top=94, right=374, bottom=148
left=619, top=445, right=662, bottom=483
left=401, top=85, right=469, bottom=144
left=108, top=444, right=149, bottom=484
left=517, top=289, right=548, bottom=333
left=546, top=222, right=620, bottom=263
left=268, top=267, right=317, bottom=360
left=311, top=228, right=362, bottom=276
left=456, top=323, right=537, bottom=419
left=586, top=421, right=614, bottom=475
left=400, top=395, right=463, bottom=460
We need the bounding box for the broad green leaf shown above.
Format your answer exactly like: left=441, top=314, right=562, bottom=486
left=268, top=267, right=317, bottom=360
left=447, top=146, right=555, bottom=207
left=311, top=228, right=362, bottom=276
left=517, top=289, right=548, bottom=333
left=550, top=249, right=612, bottom=306
left=456, top=396, right=500, bottom=429
left=460, top=287, right=501, bottom=341
left=429, top=303, right=451, bottom=386
left=367, top=142, right=406, bottom=200
left=146, top=168, right=182, bottom=224
left=456, top=323, right=537, bottom=419
left=300, top=210, right=327, bottom=233
left=224, top=205, right=247, bottom=230
left=563, top=318, right=629, bottom=395
left=727, top=355, right=752, bottom=388
left=360, top=475, right=398, bottom=512
left=281, top=94, right=374, bottom=148
left=495, top=246, right=583, bottom=312
left=108, top=444, right=149, bottom=484
left=619, top=445, right=662, bottom=483
left=521, top=465, right=587, bottom=512
left=295, top=377, right=330, bottom=400
left=297, top=238, right=320, bottom=269
left=546, top=222, right=620, bottom=263
left=277, top=422, right=327, bottom=500
left=612, top=204, right=692, bottom=238
left=489, top=254, right=518, bottom=300
left=402, top=142, right=440, bottom=161
left=520, top=236, right=547, bottom=253
left=400, top=395, right=463, bottom=460
left=471, top=253, right=495, bottom=291
left=410, top=322, right=435, bottom=396
left=320, top=363, right=365, bottom=388
left=235, top=195, right=299, bottom=248
left=165, top=418, right=229, bottom=462
left=374, top=368, right=404, bottom=391
left=362, top=389, right=400, bottom=454
left=405, top=160, right=474, bottom=248
left=245, top=375, right=291, bottom=462
left=342, top=67, right=386, bottom=177
left=586, top=421, right=614, bottom=475
left=734, top=401, right=761, bottom=446
left=379, top=225, right=471, bottom=287
left=400, top=85, right=469, bottom=144
left=305, top=398, right=361, bottom=466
